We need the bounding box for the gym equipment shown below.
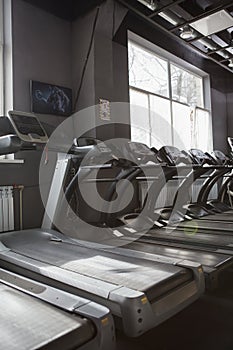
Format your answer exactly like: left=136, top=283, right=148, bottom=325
left=0, top=112, right=205, bottom=337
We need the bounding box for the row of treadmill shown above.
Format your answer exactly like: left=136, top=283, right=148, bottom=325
left=0, top=111, right=233, bottom=349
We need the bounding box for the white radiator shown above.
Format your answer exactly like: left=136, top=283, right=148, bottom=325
left=0, top=186, right=14, bottom=232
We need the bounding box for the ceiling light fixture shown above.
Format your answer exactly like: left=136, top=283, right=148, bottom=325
left=136, top=0, right=157, bottom=11
left=217, top=50, right=230, bottom=59
left=180, top=26, right=194, bottom=40
left=198, top=38, right=217, bottom=50
left=159, top=11, right=179, bottom=26
left=190, top=10, right=233, bottom=37
left=228, top=58, right=233, bottom=67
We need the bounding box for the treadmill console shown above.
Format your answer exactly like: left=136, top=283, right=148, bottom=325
left=213, top=150, right=231, bottom=165
left=126, top=142, right=157, bottom=163
left=74, top=138, right=114, bottom=165
left=157, top=146, right=190, bottom=166
left=189, top=149, right=215, bottom=165
left=8, top=111, right=48, bottom=143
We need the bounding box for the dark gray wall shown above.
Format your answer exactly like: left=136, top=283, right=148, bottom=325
left=71, top=0, right=129, bottom=140
left=12, top=0, right=72, bottom=114
left=0, top=0, right=72, bottom=229
left=72, top=10, right=95, bottom=112
left=227, top=93, right=233, bottom=145
left=211, top=89, right=228, bottom=152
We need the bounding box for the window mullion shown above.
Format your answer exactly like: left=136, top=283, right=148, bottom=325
left=168, top=61, right=174, bottom=146
left=148, top=93, right=152, bottom=147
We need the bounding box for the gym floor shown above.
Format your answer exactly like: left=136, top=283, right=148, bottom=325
left=117, top=270, right=233, bottom=350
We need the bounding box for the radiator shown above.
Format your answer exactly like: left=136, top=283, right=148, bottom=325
left=0, top=186, right=14, bottom=232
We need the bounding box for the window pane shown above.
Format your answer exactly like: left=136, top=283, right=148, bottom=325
left=128, top=41, right=169, bottom=97
left=150, top=95, right=172, bottom=148
left=171, top=64, right=203, bottom=107
left=130, top=89, right=150, bottom=146
left=194, top=108, right=212, bottom=151
left=172, top=102, right=192, bottom=150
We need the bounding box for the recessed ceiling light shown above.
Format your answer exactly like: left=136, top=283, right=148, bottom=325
left=217, top=50, right=230, bottom=59
left=190, top=10, right=233, bottom=36
left=228, top=58, right=233, bottom=67
left=180, top=26, right=194, bottom=40
left=198, top=38, right=217, bottom=50
left=136, top=0, right=157, bottom=11
left=226, top=47, right=233, bottom=54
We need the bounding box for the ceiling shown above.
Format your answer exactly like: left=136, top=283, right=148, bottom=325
left=22, top=0, right=105, bottom=21
left=117, top=0, right=233, bottom=73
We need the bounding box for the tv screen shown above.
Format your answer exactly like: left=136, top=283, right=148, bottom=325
left=30, top=81, right=72, bottom=116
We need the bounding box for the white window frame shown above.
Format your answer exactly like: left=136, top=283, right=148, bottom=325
left=128, top=31, right=213, bottom=151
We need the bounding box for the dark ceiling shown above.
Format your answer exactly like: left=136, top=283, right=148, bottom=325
left=118, top=0, right=233, bottom=73
left=22, top=0, right=105, bottom=21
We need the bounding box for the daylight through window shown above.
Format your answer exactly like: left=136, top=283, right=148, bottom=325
left=128, top=40, right=213, bottom=152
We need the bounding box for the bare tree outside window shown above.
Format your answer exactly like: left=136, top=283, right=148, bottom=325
left=171, top=64, right=204, bottom=107
left=128, top=40, right=212, bottom=152
left=128, top=42, right=168, bottom=97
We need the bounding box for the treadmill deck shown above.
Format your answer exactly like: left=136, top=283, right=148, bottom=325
left=0, top=283, right=94, bottom=350
left=0, top=229, right=192, bottom=301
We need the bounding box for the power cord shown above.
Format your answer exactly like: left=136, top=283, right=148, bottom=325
left=73, top=6, right=101, bottom=111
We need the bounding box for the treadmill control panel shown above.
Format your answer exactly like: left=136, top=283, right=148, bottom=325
left=157, top=146, right=190, bottom=166
left=189, top=149, right=215, bottom=165
left=8, top=111, right=48, bottom=143
left=126, top=142, right=157, bottom=163
left=213, top=150, right=231, bottom=165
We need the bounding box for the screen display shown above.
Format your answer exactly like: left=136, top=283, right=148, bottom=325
left=11, top=114, right=46, bottom=137
left=31, top=80, right=72, bottom=116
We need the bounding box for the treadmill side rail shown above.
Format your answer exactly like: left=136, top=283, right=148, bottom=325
left=0, top=246, right=204, bottom=337
left=77, top=303, right=115, bottom=350
left=0, top=268, right=115, bottom=350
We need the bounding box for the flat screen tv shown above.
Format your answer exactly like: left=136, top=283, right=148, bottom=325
left=30, top=80, right=72, bottom=116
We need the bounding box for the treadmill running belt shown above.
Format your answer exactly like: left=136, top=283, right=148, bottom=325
left=149, top=227, right=233, bottom=247
left=123, top=240, right=232, bottom=270
left=0, top=283, right=94, bottom=350
left=176, top=219, right=233, bottom=233
left=0, top=229, right=192, bottom=302
left=199, top=213, right=233, bottom=222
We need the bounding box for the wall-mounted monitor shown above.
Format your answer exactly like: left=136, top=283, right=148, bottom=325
left=30, top=80, right=72, bottom=116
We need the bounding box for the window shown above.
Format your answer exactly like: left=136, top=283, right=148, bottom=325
left=128, top=39, right=213, bottom=152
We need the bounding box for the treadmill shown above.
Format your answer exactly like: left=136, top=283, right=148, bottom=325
left=0, top=111, right=205, bottom=337
left=82, top=141, right=233, bottom=288
left=136, top=146, right=233, bottom=253
left=156, top=147, right=233, bottom=233
left=182, top=148, right=233, bottom=222
left=0, top=267, right=114, bottom=350
left=0, top=116, right=115, bottom=350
